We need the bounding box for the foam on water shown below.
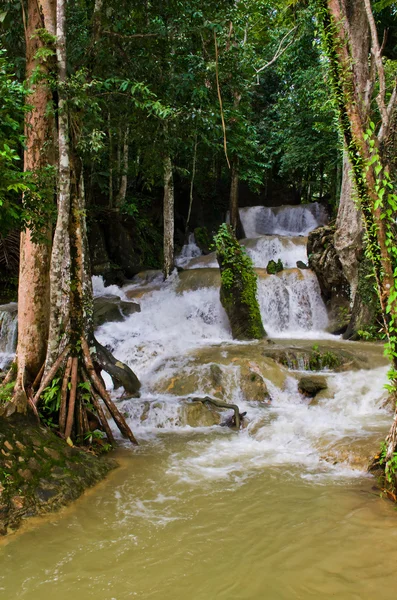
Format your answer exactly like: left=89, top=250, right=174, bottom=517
left=166, top=367, right=389, bottom=484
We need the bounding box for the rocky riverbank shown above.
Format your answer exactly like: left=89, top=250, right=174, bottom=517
left=0, top=415, right=116, bottom=536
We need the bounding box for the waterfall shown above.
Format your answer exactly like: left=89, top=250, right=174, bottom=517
left=175, top=233, right=202, bottom=268
left=0, top=304, right=18, bottom=370
left=239, top=202, right=327, bottom=237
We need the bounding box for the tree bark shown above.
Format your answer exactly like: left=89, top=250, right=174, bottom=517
left=45, top=0, right=71, bottom=371
left=115, top=126, right=129, bottom=207
left=163, top=152, right=174, bottom=279
left=13, top=0, right=56, bottom=411
left=333, top=0, right=369, bottom=312
left=229, top=156, right=245, bottom=239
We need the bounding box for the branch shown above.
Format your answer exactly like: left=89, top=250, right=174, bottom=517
left=254, top=26, right=297, bottom=77
left=214, top=31, right=231, bottom=170
left=103, top=30, right=159, bottom=40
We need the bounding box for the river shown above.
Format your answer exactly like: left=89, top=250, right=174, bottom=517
left=0, top=203, right=396, bottom=599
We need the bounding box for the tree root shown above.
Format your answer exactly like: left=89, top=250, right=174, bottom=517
left=33, top=346, right=70, bottom=406
left=81, top=338, right=138, bottom=445
left=28, top=338, right=139, bottom=448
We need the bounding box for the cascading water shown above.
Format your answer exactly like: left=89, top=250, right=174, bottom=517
left=175, top=233, right=202, bottom=268
left=2, top=204, right=395, bottom=600
left=95, top=202, right=389, bottom=481
left=0, top=304, right=18, bottom=370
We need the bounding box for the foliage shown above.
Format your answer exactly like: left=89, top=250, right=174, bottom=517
left=38, top=378, right=62, bottom=428
left=308, top=345, right=340, bottom=371
left=0, top=381, right=13, bottom=405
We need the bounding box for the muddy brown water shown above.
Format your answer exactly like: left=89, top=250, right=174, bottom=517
left=0, top=433, right=396, bottom=600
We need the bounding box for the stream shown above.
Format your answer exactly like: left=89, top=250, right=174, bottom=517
left=1, top=203, right=397, bottom=599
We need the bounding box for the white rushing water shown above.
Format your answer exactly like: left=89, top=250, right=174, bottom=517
left=0, top=305, right=18, bottom=370
left=240, top=202, right=327, bottom=237
left=94, top=202, right=390, bottom=481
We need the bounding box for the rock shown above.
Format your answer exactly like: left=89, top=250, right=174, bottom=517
left=215, top=224, right=266, bottom=340
left=298, top=375, right=328, bottom=398
left=93, top=294, right=140, bottom=327
left=193, top=226, right=213, bottom=255
left=296, top=260, right=309, bottom=269
left=240, top=362, right=270, bottom=403
left=183, top=402, right=221, bottom=427
left=266, top=259, right=284, bottom=274
left=307, top=225, right=351, bottom=333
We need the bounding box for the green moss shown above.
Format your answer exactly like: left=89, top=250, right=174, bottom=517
left=194, top=226, right=212, bottom=254
left=214, top=224, right=265, bottom=340
left=266, top=259, right=284, bottom=275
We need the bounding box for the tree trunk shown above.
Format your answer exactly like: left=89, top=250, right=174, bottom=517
left=332, top=0, right=370, bottom=335
left=163, top=153, right=174, bottom=279
left=12, top=0, right=56, bottom=411
left=115, top=126, right=129, bottom=207
left=45, top=0, right=71, bottom=371
left=229, top=156, right=245, bottom=239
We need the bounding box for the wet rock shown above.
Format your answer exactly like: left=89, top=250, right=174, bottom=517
left=307, top=225, right=351, bottom=333
left=298, top=375, right=328, bottom=398
left=240, top=363, right=270, bottom=403
left=296, top=260, right=309, bottom=269
left=94, top=294, right=140, bottom=327
left=183, top=402, right=221, bottom=427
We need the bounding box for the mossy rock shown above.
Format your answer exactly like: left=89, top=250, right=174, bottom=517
left=0, top=414, right=116, bottom=536
left=215, top=224, right=266, bottom=340
left=194, top=227, right=213, bottom=255
left=266, top=259, right=284, bottom=275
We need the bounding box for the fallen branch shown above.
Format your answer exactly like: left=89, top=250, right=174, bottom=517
left=190, top=395, right=243, bottom=429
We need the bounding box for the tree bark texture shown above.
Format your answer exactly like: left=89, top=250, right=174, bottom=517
left=45, top=0, right=71, bottom=371
left=334, top=0, right=369, bottom=305
left=14, top=0, right=56, bottom=408
left=163, top=153, right=174, bottom=279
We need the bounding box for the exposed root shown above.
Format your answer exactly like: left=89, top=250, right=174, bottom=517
left=81, top=338, right=138, bottom=444
left=65, top=356, right=78, bottom=440
left=33, top=346, right=70, bottom=406
left=59, top=356, right=72, bottom=433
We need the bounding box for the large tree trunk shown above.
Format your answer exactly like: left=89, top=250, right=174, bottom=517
left=12, top=0, right=56, bottom=411
left=320, top=0, right=397, bottom=482
left=45, top=0, right=71, bottom=371
left=333, top=0, right=370, bottom=335
left=163, top=153, right=174, bottom=279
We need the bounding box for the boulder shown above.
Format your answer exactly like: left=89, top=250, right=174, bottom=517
left=296, top=260, right=309, bottom=269
left=239, top=362, right=270, bottom=403
left=307, top=225, right=351, bottom=333
left=215, top=224, right=266, bottom=340
left=93, top=295, right=140, bottom=327
left=298, top=375, right=328, bottom=398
